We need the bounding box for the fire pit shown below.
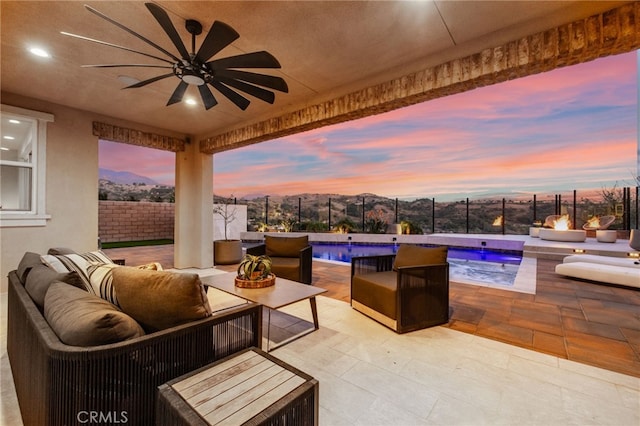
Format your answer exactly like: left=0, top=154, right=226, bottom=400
left=539, top=215, right=586, bottom=242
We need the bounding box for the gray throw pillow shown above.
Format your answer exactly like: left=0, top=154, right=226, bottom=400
left=16, top=252, right=43, bottom=284
left=44, top=282, right=145, bottom=347
left=25, top=264, right=86, bottom=309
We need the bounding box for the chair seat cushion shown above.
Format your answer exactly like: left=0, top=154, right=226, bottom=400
left=352, top=271, right=397, bottom=320
left=271, top=257, right=301, bottom=282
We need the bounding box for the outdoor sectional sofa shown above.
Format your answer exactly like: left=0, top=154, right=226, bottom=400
left=555, top=254, right=640, bottom=288
left=7, top=248, right=262, bottom=426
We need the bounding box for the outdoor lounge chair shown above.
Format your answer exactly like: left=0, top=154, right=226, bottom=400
left=350, top=244, right=449, bottom=333
left=246, top=235, right=313, bottom=284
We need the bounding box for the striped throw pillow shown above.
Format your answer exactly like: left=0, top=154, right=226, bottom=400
left=86, top=262, right=120, bottom=306
left=41, top=250, right=115, bottom=294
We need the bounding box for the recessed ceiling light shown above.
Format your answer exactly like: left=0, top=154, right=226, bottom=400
left=29, top=47, right=51, bottom=58
left=185, top=98, right=198, bottom=106
left=9, top=119, right=21, bottom=124
left=3, top=136, right=15, bottom=140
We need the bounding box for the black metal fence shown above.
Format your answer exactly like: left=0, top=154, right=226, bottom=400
left=214, top=186, right=639, bottom=235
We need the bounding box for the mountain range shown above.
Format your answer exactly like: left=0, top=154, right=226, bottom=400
left=99, top=168, right=158, bottom=185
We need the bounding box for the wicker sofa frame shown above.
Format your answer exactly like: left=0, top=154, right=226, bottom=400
left=7, top=270, right=263, bottom=426
left=350, top=254, right=449, bottom=333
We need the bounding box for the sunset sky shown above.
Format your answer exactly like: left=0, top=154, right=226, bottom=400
left=99, top=51, right=639, bottom=201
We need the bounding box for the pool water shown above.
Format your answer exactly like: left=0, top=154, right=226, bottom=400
left=311, top=242, right=522, bottom=287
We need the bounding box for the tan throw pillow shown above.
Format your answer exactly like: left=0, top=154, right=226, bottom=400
left=393, top=245, right=448, bottom=269
left=265, top=235, right=309, bottom=257
left=136, top=262, right=163, bottom=270
left=44, top=282, right=145, bottom=347
left=111, top=267, right=212, bottom=332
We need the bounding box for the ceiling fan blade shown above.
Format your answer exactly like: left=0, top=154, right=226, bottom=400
left=61, top=32, right=174, bottom=65
left=207, top=51, right=281, bottom=69
left=145, top=3, right=190, bottom=59
left=82, top=64, right=173, bottom=69
left=125, top=73, right=174, bottom=88
left=216, top=77, right=275, bottom=104
left=84, top=4, right=181, bottom=62
left=198, top=85, right=219, bottom=110
left=215, top=69, right=288, bottom=93
left=196, top=21, right=239, bottom=63
left=209, top=81, right=250, bottom=110
left=167, top=81, right=189, bottom=106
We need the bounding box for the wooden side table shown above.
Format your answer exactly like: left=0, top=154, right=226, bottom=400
left=157, top=347, right=318, bottom=426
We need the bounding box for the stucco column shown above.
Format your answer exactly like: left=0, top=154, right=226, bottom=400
left=174, top=139, right=213, bottom=269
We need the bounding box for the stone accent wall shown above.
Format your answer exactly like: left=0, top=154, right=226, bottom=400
left=99, top=201, right=175, bottom=243
left=200, top=3, right=640, bottom=154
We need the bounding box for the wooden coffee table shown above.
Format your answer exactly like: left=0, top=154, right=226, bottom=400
left=202, top=273, right=327, bottom=351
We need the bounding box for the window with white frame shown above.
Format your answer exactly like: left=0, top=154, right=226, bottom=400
left=1, top=104, right=54, bottom=227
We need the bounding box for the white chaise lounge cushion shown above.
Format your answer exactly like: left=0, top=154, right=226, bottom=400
left=562, top=255, right=640, bottom=268
left=555, top=262, right=640, bottom=288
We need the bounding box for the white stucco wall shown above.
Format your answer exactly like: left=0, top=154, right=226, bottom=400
left=0, top=93, right=186, bottom=293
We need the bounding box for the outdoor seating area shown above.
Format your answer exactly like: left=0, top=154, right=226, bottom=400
left=2, top=235, right=639, bottom=425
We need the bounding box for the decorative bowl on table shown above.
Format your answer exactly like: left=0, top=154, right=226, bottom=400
left=235, top=254, right=275, bottom=288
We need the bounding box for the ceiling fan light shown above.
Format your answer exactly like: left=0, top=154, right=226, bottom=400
left=181, top=71, right=205, bottom=86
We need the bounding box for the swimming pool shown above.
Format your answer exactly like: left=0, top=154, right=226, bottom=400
left=311, top=242, right=522, bottom=287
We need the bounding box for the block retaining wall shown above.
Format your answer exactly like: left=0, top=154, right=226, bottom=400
left=99, top=201, right=174, bottom=243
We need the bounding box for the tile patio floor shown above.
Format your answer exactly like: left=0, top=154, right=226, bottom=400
left=2, top=241, right=639, bottom=425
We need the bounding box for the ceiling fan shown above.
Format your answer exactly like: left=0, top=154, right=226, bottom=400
left=61, top=3, right=288, bottom=110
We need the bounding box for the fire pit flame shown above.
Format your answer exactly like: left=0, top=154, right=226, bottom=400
left=584, top=216, right=601, bottom=230
left=552, top=214, right=571, bottom=231
left=492, top=215, right=503, bottom=226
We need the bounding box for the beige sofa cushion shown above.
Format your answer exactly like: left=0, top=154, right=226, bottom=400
left=44, top=281, right=145, bottom=347
left=265, top=235, right=308, bottom=257
left=111, top=267, right=212, bottom=332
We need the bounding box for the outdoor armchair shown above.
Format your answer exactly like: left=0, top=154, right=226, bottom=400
left=246, top=235, right=313, bottom=284
left=350, top=244, right=449, bottom=333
